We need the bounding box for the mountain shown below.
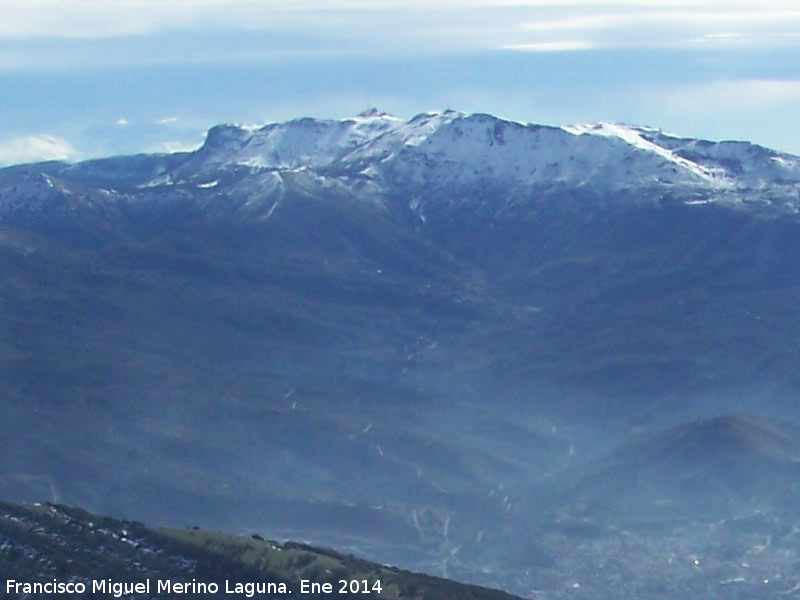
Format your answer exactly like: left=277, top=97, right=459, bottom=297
left=547, top=414, right=800, bottom=525
left=475, top=414, right=800, bottom=599
left=4, top=108, right=800, bottom=225
left=3, top=110, right=800, bottom=597
left=0, top=500, right=522, bottom=600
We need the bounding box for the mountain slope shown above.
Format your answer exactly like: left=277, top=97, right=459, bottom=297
left=0, top=500, right=522, bottom=600
left=3, top=111, right=800, bottom=597
left=548, top=414, right=800, bottom=525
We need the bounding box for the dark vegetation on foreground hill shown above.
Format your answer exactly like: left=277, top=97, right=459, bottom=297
left=0, top=500, right=522, bottom=600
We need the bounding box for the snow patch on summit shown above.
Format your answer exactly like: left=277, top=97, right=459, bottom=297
left=179, top=112, right=403, bottom=178
left=562, top=123, right=733, bottom=188
left=635, top=131, right=800, bottom=189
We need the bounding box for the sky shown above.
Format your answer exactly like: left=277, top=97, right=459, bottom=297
left=1, top=0, right=799, bottom=164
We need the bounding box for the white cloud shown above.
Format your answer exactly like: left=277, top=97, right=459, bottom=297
left=0, top=135, right=80, bottom=166
left=513, top=8, right=800, bottom=50
left=520, top=9, right=800, bottom=31
left=116, top=118, right=129, bottom=126
left=502, top=40, right=594, bottom=52
left=1, top=0, right=798, bottom=54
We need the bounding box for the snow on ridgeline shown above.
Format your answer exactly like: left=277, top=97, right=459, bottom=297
left=561, top=122, right=733, bottom=188
left=189, top=109, right=402, bottom=171
left=636, top=128, right=800, bottom=189
left=174, top=110, right=800, bottom=194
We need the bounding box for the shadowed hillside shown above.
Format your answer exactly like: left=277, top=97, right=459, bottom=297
left=0, top=500, right=523, bottom=600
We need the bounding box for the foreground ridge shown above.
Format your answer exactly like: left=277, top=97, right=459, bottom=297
left=0, top=500, right=523, bottom=600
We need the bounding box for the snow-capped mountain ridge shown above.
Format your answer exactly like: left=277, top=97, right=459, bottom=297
left=183, top=111, right=800, bottom=197
left=2, top=110, right=800, bottom=223
left=191, top=110, right=404, bottom=172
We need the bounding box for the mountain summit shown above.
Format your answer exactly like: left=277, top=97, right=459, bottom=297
left=186, top=111, right=800, bottom=190
left=551, top=414, right=800, bottom=525
left=4, top=111, right=800, bottom=224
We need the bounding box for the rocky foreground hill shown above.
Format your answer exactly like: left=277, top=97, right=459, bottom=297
left=0, top=500, right=522, bottom=600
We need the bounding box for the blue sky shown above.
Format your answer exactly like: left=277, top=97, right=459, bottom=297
left=1, top=0, right=799, bottom=164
